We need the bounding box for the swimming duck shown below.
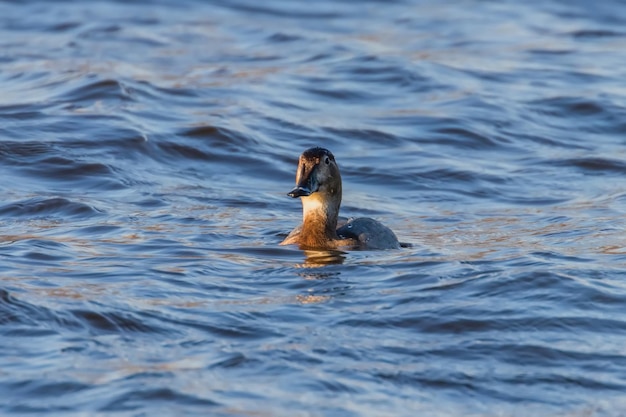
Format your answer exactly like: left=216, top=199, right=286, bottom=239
left=281, top=147, right=400, bottom=250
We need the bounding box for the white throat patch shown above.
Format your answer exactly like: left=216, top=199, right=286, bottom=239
left=301, top=194, right=326, bottom=218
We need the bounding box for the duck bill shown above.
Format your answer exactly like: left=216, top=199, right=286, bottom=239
left=288, top=186, right=312, bottom=198
left=288, top=166, right=318, bottom=198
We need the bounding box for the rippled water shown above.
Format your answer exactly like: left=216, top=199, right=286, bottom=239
left=2, top=0, right=626, bottom=415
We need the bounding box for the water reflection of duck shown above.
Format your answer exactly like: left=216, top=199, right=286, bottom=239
left=281, top=147, right=400, bottom=250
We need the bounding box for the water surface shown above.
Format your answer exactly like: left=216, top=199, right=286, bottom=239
left=1, top=0, right=626, bottom=416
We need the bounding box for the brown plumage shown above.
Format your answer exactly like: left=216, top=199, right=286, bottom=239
left=281, top=147, right=400, bottom=250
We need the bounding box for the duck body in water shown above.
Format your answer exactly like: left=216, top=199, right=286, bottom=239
left=281, top=147, right=400, bottom=250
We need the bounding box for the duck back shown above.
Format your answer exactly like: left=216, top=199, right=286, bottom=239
left=337, top=217, right=400, bottom=250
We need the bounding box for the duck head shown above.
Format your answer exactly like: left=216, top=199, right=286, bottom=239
left=288, top=147, right=342, bottom=199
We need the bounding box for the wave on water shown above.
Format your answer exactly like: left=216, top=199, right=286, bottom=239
left=0, top=197, right=101, bottom=219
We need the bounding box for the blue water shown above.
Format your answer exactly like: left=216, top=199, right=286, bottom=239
left=1, top=0, right=626, bottom=415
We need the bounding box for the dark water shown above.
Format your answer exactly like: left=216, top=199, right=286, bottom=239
left=1, top=0, right=626, bottom=415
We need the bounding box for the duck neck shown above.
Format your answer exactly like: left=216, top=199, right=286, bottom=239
left=299, top=191, right=341, bottom=247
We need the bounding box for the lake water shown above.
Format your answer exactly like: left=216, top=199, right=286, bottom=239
left=1, top=0, right=626, bottom=416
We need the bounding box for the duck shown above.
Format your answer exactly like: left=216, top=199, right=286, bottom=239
left=280, top=147, right=400, bottom=250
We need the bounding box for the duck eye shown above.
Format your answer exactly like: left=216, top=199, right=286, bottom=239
left=324, top=156, right=330, bottom=165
